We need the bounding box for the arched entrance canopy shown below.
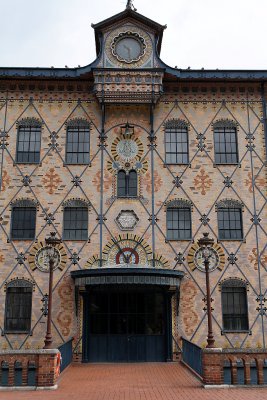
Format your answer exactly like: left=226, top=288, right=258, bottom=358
left=71, top=267, right=184, bottom=288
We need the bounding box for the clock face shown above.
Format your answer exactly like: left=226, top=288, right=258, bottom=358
left=35, top=246, right=61, bottom=272
left=111, top=32, right=146, bottom=64
left=194, top=247, right=219, bottom=272
left=115, top=38, right=142, bottom=62
left=116, top=139, right=138, bottom=161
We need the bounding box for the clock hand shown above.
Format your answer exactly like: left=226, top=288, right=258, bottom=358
left=123, top=44, right=131, bottom=60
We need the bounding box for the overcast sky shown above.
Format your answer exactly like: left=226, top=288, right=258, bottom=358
left=1, top=0, right=267, bottom=70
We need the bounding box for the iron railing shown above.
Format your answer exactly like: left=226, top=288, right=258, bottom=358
left=58, top=338, right=73, bottom=372
left=182, top=337, right=202, bottom=377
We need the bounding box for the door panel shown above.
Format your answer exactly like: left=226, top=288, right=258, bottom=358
left=86, top=288, right=167, bottom=362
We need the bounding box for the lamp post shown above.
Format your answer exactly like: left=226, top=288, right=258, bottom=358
left=43, top=232, right=61, bottom=349
left=197, top=232, right=215, bottom=348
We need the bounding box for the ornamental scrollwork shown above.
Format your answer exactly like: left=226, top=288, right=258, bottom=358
left=10, top=198, right=39, bottom=209
left=219, top=277, right=248, bottom=291
left=212, top=119, right=238, bottom=130
left=165, top=198, right=193, bottom=210
left=164, top=119, right=189, bottom=130
left=5, top=277, right=35, bottom=291
left=62, top=198, right=91, bottom=208
left=65, top=118, right=91, bottom=128
left=16, top=117, right=43, bottom=128
left=216, top=198, right=243, bottom=210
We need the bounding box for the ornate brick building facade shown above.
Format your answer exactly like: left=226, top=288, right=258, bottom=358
left=0, top=5, right=266, bottom=362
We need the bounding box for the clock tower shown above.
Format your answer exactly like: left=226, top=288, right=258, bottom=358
left=91, top=6, right=166, bottom=103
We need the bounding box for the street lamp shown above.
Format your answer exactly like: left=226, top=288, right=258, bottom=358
left=197, top=232, right=215, bottom=348
left=43, top=232, right=61, bottom=349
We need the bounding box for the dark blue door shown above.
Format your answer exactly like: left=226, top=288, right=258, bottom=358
left=85, top=288, right=166, bottom=362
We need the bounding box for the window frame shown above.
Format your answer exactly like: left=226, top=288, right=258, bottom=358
left=16, top=124, right=42, bottom=164
left=213, top=125, right=239, bottom=165
left=10, top=206, right=36, bottom=241
left=117, top=169, right=138, bottom=198
left=166, top=206, right=192, bottom=241
left=221, top=281, right=249, bottom=333
left=63, top=206, right=88, bottom=241
left=65, top=123, right=90, bottom=165
left=164, top=126, right=189, bottom=165
left=217, top=206, right=243, bottom=241
left=4, top=281, right=33, bottom=334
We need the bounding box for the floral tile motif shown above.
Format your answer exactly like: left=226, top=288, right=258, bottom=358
left=245, top=172, right=265, bottom=193
left=248, top=248, right=267, bottom=270
left=42, top=168, right=62, bottom=194
left=193, top=168, right=213, bottom=195
left=1, top=170, right=10, bottom=192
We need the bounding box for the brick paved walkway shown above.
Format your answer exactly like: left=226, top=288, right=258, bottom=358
left=0, top=363, right=266, bottom=400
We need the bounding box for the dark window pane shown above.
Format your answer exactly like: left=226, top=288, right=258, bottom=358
left=16, top=126, right=41, bottom=163
left=214, top=127, right=238, bottom=164
left=117, top=170, right=137, bottom=198
left=166, top=207, right=191, bottom=240
left=63, top=207, right=88, bottom=240
left=218, top=207, right=243, bottom=240
left=128, top=170, right=137, bottom=197
left=5, top=286, right=32, bottom=332
left=65, top=126, right=90, bottom=164
left=118, top=170, right=127, bottom=197
left=11, top=207, right=36, bottom=240
left=222, top=286, right=249, bottom=331
left=165, top=127, right=188, bottom=164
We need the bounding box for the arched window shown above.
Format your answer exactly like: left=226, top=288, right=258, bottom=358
left=11, top=200, right=37, bottom=240
left=16, top=118, right=42, bottom=163
left=63, top=199, right=88, bottom=240
left=166, top=199, right=192, bottom=240
left=217, top=199, right=243, bottom=240
left=221, top=279, right=249, bottom=331
left=164, top=119, right=189, bottom=164
left=117, top=170, right=137, bottom=198
left=5, top=280, right=33, bottom=333
left=65, top=119, right=90, bottom=164
left=213, top=120, right=238, bottom=164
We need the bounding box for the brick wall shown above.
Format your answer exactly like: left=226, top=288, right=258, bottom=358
left=0, top=349, right=59, bottom=387
left=202, top=348, right=267, bottom=385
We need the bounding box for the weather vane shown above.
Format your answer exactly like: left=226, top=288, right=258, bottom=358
left=126, top=0, right=137, bottom=11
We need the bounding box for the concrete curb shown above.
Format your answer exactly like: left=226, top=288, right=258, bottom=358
left=0, top=385, right=58, bottom=391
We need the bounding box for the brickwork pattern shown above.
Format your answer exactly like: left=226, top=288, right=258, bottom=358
left=0, top=80, right=266, bottom=355
left=1, top=363, right=267, bottom=399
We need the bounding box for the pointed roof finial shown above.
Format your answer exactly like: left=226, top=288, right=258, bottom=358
left=126, top=0, right=137, bottom=11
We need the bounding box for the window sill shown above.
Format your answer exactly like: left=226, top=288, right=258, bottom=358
left=3, top=331, right=31, bottom=335
left=165, top=238, right=192, bottom=242
left=164, top=163, right=190, bottom=166
left=117, top=197, right=138, bottom=200
left=63, top=239, right=88, bottom=242
left=64, top=162, right=91, bottom=166
left=218, top=238, right=244, bottom=242
left=213, top=163, right=239, bottom=166
left=221, top=330, right=250, bottom=334
left=14, top=162, right=41, bottom=166
left=10, top=238, right=35, bottom=241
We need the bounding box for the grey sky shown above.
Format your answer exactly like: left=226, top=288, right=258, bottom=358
left=0, top=0, right=267, bottom=70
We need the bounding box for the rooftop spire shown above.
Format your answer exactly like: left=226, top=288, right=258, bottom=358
left=126, top=0, right=137, bottom=11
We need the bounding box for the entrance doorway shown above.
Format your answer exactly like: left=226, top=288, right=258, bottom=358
left=82, top=287, right=170, bottom=362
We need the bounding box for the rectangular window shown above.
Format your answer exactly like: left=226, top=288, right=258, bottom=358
left=5, top=286, right=32, bottom=332
left=11, top=207, right=36, bottom=240
left=214, top=127, right=238, bottom=164
left=63, top=207, right=88, bottom=240
left=166, top=208, right=191, bottom=240
left=165, top=128, right=189, bottom=164
left=16, top=126, right=41, bottom=163
left=66, top=127, right=90, bottom=164
left=222, top=287, right=249, bottom=331
left=218, top=208, right=243, bottom=240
